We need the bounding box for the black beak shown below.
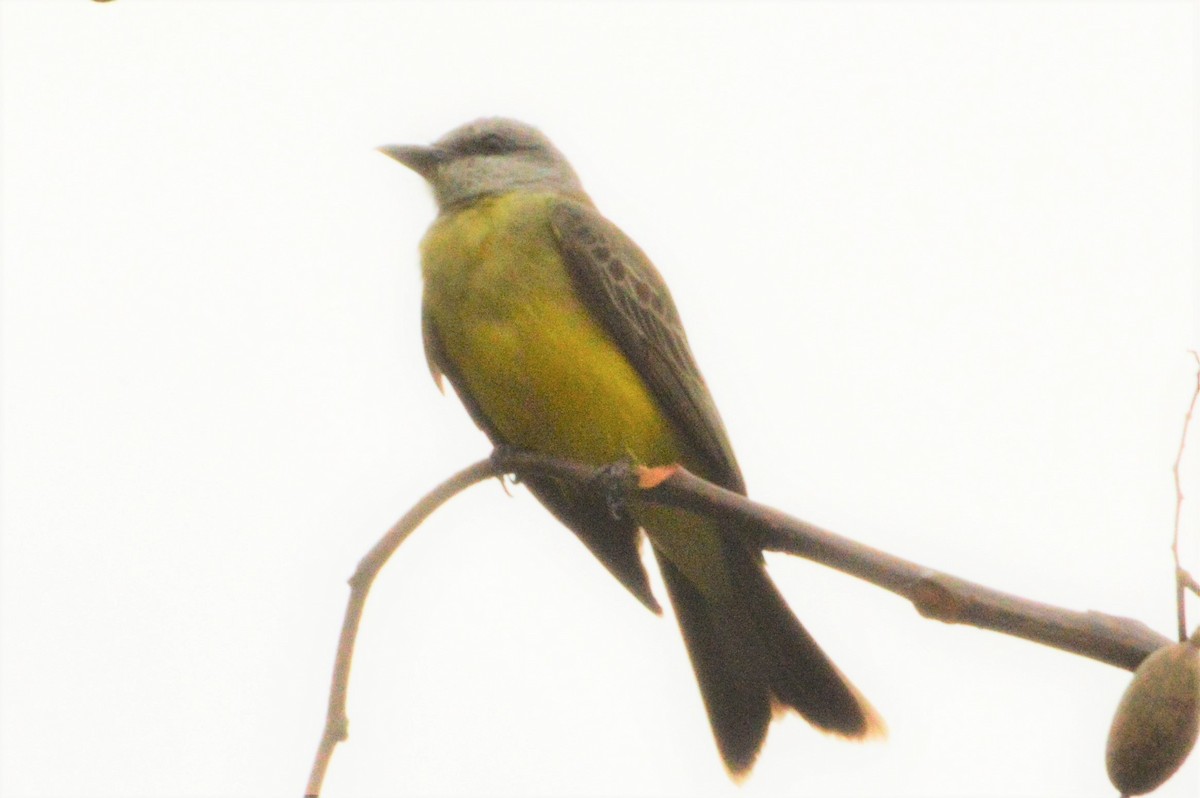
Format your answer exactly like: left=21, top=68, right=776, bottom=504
left=377, top=144, right=445, bottom=179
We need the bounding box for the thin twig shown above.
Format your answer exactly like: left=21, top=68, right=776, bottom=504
left=1172, top=351, right=1200, bottom=641
left=305, top=458, right=497, bottom=798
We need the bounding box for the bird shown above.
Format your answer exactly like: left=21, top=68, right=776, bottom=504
left=380, top=117, right=883, bottom=776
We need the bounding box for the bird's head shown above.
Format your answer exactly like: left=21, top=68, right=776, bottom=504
left=380, top=118, right=588, bottom=210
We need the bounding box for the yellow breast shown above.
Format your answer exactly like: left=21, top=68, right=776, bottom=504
left=420, top=192, right=680, bottom=468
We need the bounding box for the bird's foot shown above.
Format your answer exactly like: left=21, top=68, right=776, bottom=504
left=489, top=444, right=524, bottom=488
left=588, top=458, right=637, bottom=521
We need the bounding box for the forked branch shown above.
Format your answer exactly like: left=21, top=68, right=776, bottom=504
left=304, top=448, right=1173, bottom=796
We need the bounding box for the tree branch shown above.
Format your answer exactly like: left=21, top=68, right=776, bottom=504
left=491, top=449, right=1173, bottom=671
left=305, top=459, right=498, bottom=798
left=1171, top=350, right=1200, bottom=640
left=305, top=448, right=1174, bottom=795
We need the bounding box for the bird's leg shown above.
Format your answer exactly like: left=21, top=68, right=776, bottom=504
left=489, top=444, right=524, bottom=494
left=587, top=458, right=637, bottom=521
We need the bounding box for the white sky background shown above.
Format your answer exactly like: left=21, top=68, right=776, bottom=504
left=1, top=1, right=1197, bottom=796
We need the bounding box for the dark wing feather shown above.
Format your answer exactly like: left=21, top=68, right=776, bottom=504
left=422, top=304, right=661, bottom=614
left=549, top=201, right=744, bottom=494
left=551, top=200, right=887, bottom=772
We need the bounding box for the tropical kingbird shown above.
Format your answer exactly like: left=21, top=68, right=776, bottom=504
left=380, top=118, right=882, bottom=776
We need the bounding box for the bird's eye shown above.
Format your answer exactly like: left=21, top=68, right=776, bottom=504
left=479, top=132, right=508, bottom=153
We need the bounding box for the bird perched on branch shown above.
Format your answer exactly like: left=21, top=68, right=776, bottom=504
left=381, top=117, right=883, bottom=776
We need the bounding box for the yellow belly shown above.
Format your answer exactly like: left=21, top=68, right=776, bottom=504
left=420, top=192, right=680, bottom=469
left=420, top=192, right=730, bottom=596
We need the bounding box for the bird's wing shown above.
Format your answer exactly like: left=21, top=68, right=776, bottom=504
left=550, top=200, right=744, bottom=494
left=422, top=303, right=662, bottom=614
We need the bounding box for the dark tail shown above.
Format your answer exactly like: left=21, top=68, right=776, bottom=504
left=654, top=540, right=883, bottom=776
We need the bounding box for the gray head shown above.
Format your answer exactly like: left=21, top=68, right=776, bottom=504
left=380, top=118, right=589, bottom=210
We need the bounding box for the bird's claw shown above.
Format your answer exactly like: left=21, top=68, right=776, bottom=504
left=588, top=459, right=637, bottom=521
